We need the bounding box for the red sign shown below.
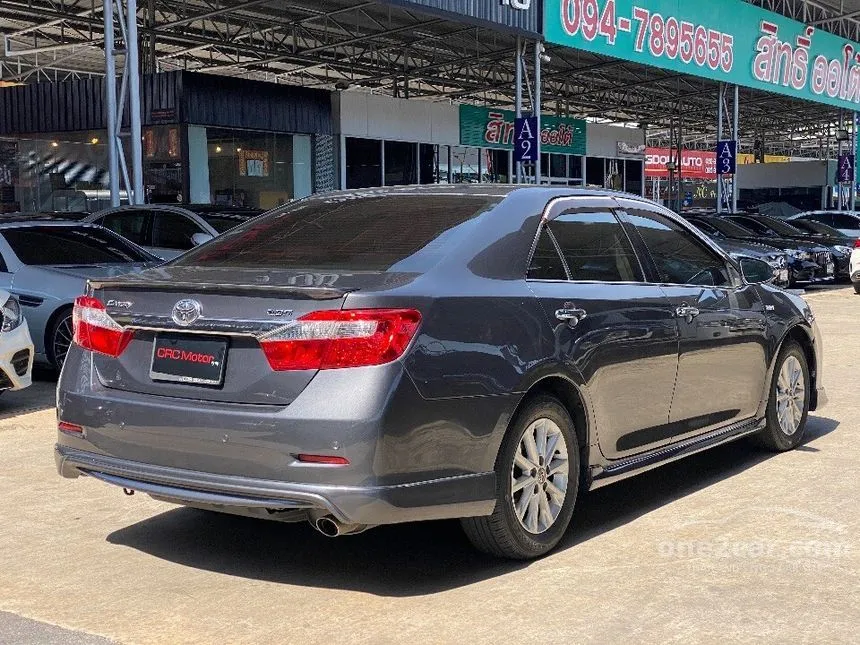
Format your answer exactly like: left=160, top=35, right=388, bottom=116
left=645, top=148, right=716, bottom=179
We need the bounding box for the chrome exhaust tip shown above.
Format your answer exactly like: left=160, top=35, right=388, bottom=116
left=310, top=514, right=369, bottom=537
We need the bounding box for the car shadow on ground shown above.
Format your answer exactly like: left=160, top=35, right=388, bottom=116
left=106, top=414, right=839, bottom=597
left=0, top=367, right=57, bottom=422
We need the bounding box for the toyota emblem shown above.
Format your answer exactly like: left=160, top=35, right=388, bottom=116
left=172, top=299, right=202, bottom=326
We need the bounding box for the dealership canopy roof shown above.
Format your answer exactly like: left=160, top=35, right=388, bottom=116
left=2, top=0, right=860, bottom=157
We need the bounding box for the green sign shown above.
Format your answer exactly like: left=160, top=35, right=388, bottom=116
left=459, top=105, right=586, bottom=155
left=545, top=0, right=860, bottom=111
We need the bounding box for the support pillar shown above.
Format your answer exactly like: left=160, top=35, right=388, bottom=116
left=717, top=83, right=723, bottom=213
left=104, top=0, right=144, bottom=206
left=514, top=37, right=522, bottom=184
left=534, top=41, right=542, bottom=186
left=732, top=84, right=739, bottom=212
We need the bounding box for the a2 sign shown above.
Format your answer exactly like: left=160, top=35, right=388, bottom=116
left=514, top=116, right=539, bottom=163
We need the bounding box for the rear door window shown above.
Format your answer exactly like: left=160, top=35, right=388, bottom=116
left=547, top=211, right=643, bottom=282
left=831, top=213, right=860, bottom=230
left=527, top=227, right=567, bottom=280
left=624, top=210, right=731, bottom=287
left=151, top=214, right=205, bottom=250
left=98, top=211, right=150, bottom=246
left=175, top=194, right=502, bottom=271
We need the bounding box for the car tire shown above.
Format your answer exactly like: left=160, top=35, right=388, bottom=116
left=754, top=341, right=810, bottom=452
left=48, top=308, right=74, bottom=372
left=853, top=283, right=860, bottom=295
left=460, top=396, right=580, bottom=559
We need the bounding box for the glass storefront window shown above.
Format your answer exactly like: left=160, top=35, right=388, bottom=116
left=586, top=157, right=606, bottom=188
left=1, top=132, right=118, bottom=213
left=625, top=159, right=643, bottom=195
left=384, top=141, right=417, bottom=186
left=484, top=149, right=510, bottom=183
left=346, top=137, right=382, bottom=189
left=451, top=147, right=481, bottom=183
left=206, top=128, right=291, bottom=209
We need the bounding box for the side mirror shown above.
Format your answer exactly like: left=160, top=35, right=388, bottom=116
left=191, top=232, right=214, bottom=246
left=739, top=257, right=774, bottom=284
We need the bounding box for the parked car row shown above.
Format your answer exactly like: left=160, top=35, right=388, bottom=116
left=681, top=209, right=856, bottom=288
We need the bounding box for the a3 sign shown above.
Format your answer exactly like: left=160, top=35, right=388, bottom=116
left=716, top=140, right=737, bottom=175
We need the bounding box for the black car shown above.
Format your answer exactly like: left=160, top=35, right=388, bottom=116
left=724, top=214, right=842, bottom=280
left=55, top=186, right=826, bottom=560
left=686, top=214, right=831, bottom=286
left=780, top=218, right=855, bottom=279
left=683, top=216, right=789, bottom=287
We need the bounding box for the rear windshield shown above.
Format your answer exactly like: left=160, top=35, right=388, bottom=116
left=2, top=226, right=154, bottom=265
left=758, top=216, right=805, bottom=236
left=791, top=219, right=846, bottom=237
left=198, top=213, right=257, bottom=234
left=174, top=193, right=501, bottom=271
left=709, top=217, right=757, bottom=237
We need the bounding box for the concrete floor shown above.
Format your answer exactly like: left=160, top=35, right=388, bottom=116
left=0, top=286, right=857, bottom=644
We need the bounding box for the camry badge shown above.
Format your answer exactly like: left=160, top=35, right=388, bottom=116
left=172, top=299, right=202, bottom=326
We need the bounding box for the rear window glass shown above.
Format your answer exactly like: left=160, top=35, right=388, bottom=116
left=2, top=226, right=154, bottom=265
left=199, top=213, right=256, bottom=234
left=175, top=194, right=501, bottom=271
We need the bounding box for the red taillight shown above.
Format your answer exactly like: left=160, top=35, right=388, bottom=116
left=854, top=238, right=860, bottom=248
left=296, top=454, right=350, bottom=465
left=259, top=308, right=421, bottom=371
left=58, top=421, right=83, bottom=435
left=72, top=296, right=133, bottom=357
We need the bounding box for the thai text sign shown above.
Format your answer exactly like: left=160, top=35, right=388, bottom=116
left=545, top=0, right=860, bottom=111
left=459, top=105, right=587, bottom=155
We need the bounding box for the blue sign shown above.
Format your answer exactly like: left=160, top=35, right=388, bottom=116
left=514, top=116, right=538, bottom=163
left=837, top=154, right=855, bottom=183
left=683, top=191, right=693, bottom=207
left=716, top=140, right=737, bottom=175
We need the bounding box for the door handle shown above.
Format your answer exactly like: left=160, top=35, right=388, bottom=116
left=675, top=305, right=700, bottom=323
left=555, top=307, right=588, bottom=326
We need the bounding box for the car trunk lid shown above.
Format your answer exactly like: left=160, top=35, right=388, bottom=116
left=87, top=267, right=418, bottom=405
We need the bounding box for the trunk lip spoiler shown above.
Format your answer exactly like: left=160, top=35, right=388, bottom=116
left=87, top=279, right=351, bottom=300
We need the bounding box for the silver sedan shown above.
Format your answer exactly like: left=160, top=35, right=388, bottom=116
left=0, top=218, right=159, bottom=370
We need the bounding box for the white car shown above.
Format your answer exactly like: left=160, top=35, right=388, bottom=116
left=85, top=205, right=261, bottom=260
left=790, top=211, right=860, bottom=238
left=0, top=290, right=33, bottom=392
left=851, top=243, right=860, bottom=294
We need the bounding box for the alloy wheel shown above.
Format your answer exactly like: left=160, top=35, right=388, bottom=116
left=52, top=314, right=74, bottom=369
left=511, top=417, right=569, bottom=535
left=776, top=355, right=805, bottom=436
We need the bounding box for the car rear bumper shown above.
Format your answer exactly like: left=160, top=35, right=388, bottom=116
left=55, top=444, right=495, bottom=525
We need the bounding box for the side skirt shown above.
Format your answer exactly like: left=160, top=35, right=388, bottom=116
left=588, top=417, right=765, bottom=490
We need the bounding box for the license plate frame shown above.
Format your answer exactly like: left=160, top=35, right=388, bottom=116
left=150, top=333, right=228, bottom=386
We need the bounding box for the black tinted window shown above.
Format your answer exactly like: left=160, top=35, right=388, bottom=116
left=99, top=211, right=148, bottom=245
left=548, top=212, right=642, bottom=282
left=176, top=194, right=500, bottom=271
left=152, top=214, right=203, bottom=250
left=687, top=218, right=721, bottom=237
left=831, top=213, right=860, bottom=229
left=527, top=227, right=567, bottom=280
left=807, top=213, right=835, bottom=226
left=3, top=226, right=153, bottom=265
left=727, top=216, right=773, bottom=236
left=625, top=210, right=730, bottom=286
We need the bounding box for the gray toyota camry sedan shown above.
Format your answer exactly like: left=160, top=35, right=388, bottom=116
left=56, top=186, right=826, bottom=560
